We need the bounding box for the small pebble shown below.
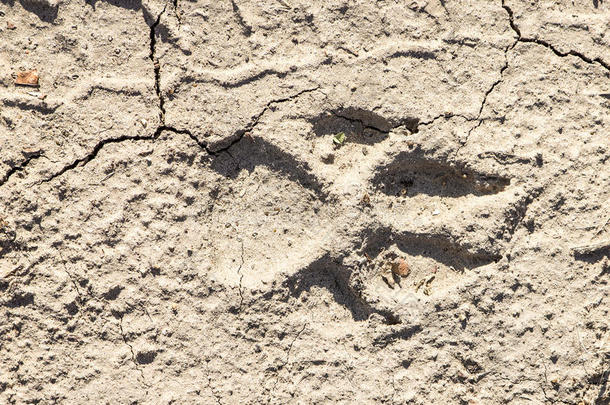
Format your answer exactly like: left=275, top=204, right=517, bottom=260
left=392, top=258, right=410, bottom=277
left=15, top=70, right=39, bottom=87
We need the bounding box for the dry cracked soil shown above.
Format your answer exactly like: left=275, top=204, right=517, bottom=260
left=1, top=0, right=609, bottom=404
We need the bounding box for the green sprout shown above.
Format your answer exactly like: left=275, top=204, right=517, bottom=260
left=333, top=132, right=346, bottom=146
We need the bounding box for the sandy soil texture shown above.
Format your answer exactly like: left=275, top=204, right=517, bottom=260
left=1, top=0, right=609, bottom=403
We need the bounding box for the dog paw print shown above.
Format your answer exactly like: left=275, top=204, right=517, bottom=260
left=207, top=102, right=528, bottom=320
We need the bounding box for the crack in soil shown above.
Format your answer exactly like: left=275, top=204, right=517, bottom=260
left=0, top=151, right=42, bottom=189
left=205, top=361, right=223, bottom=405
left=173, top=0, right=181, bottom=25
left=119, top=315, right=149, bottom=386
left=462, top=0, right=608, bottom=146
left=331, top=111, right=393, bottom=134
left=8, top=1, right=609, bottom=191
left=268, top=323, right=307, bottom=403
left=40, top=131, right=159, bottom=183
left=206, top=86, right=321, bottom=155
left=58, top=252, right=84, bottom=300
left=150, top=4, right=168, bottom=123
left=502, top=0, right=609, bottom=73
left=40, top=86, right=322, bottom=183
left=417, top=112, right=476, bottom=129
left=237, top=239, right=245, bottom=312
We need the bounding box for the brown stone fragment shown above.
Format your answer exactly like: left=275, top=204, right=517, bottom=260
left=391, top=258, right=410, bottom=277
left=15, top=70, right=39, bottom=87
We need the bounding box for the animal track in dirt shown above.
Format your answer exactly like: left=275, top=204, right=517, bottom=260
left=372, top=152, right=510, bottom=198
left=221, top=106, right=529, bottom=328
left=310, top=107, right=419, bottom=144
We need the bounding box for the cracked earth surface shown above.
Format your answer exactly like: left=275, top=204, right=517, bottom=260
left=1, top=0, right=609, bottom=403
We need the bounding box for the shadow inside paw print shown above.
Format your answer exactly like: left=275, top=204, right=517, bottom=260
left=372, top=151, right=510, bottom=198
left=361, top=227, right=501, bottom=273
left=209, top=136, right=328, bottom=199
left=1, top=0, right=59, bottom=23
left=310, top=108, right=419, bottom=145
left=284, top=253, right=401, bottom=324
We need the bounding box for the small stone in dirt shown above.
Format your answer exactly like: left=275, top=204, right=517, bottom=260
left=392, top=258, right=410, bottom=277
left=7, top=22, right=16, bottom=30
left=320, top=151, right=334, bottom=164
left=15, top=70, right=39, bottom=87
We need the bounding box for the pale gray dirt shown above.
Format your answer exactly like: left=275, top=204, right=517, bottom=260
left=0, top=0, right=609, bottom=404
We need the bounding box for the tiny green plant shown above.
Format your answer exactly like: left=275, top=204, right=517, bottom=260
left=333, top=132, right=346, bottom=146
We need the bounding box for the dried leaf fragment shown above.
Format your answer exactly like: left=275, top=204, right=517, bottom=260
left=15, top=70, right=39, bottom=87
left=391, top=258, right=410, bottom=277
